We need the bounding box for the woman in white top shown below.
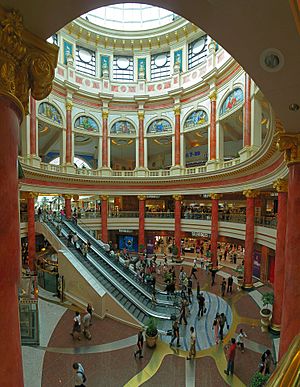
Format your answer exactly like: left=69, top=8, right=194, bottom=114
left=236, top=328, right=247, bottom=352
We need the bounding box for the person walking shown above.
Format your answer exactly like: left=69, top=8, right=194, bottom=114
left=134, top=328, right=144, bottom=359
left=169, top=319, right=180, bottom=347
left=179, top=299, right=188, bottom=325
left=219, top=313, right=229, bottom=342
left=67, top=231, right=73, bottom=247
left=71, top=311, right=81, bottom=341
left=236, top=328, right=247, bottom=352
left=186, top=326, right=196, bottom=360
left=197, top=292, right=205, bottom=318
left=224, top=338, right=237, bottom=376
left=73, top=362, right=87, bottom=387
left=196, top=281, right=200, bottom=297
left=82, top=312, right=92, bottom=340
left=212, top=313, right=220, bottom=344
left=259, top=349, right=275, bottom=375
left=187, top=277, right=193, bottom=304
left=227, top=275, right=234, bottom=294
left=221, top=278, right=227, bottom=297
left=211, top=267, right=218, bottom=286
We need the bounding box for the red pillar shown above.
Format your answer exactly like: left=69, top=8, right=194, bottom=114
left=138, top=195, right=146, bottom=251
left=101, top=195, right=108, bottom=242
left=243, top=73, right=251, bottom=147
left=279, top=164, right=300, bottom=358
left=102, top=110, right=108, bottom=167
left=27, top=193, right=36, bottom=271
left=243, top=190, right=258, bottom=288
left=271, top=179, right=288, bottom=333
left=174, top=106, right=181, bottom=166
left=65, top=101, right=73, bottom=164
left=64, top=195, right=72, bottom=219
left=138, top=112, right=145, bottom=168
left=0, top=96, right=24, bottom=386
left=173, top=195, right=182, bottom=255
left=210, top=193, right=221, bottom=268
left=209, top=92, right=217, bottom=160
left=30, top=96, right=36, bottom=155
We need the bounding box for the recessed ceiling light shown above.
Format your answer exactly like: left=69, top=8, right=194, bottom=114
left=260, top=48, right=284, bottom=72
left=289, top=103, right=299, bottom=112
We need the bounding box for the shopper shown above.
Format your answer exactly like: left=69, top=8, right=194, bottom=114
left=227, top=275, right=234, bottom=294
left=169, top=319, right=180, bottom=347
left=134, top=328, right=144, bottom=359
left=212, top=313, right=220, bottom=344
left=179, top=298, right=188, bottom=325
left=186, top=326, right=196, bottom=360
left=221, top=278, right=227, bottom=297
left=86, top=303, right=94, bottom=324
left=259, top=349, right=275, bottom=375
left=73, top=362, right=87, bottom=387
left=224, top=338, right=237, bottom=376
left=219, top=312, right=229, bottom=342
left=197, top=292, right=205, bottom=318
left=71, top=311, right=81, bottom=341
left=236, top=328, right=247, bottom=352
left=82, top=312, right=92, bottom=340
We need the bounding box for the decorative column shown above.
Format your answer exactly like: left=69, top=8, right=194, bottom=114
left=0, top=9, right=58, bottom=387
left=29, top=96, right=37, bottom=156
left=63, top=194, right=72, bottom=219
left=102, top=110, right=108, bottom=168
left=138, top=111, right=145, bottom=168
left=210, top=193, right=222, bottom=269
left=277, top=133, right=300, bottom=357
left=138, top=195, right=146, bottom=251
left=65, top=100, right=73, bottom=165
left=174, top=106, right=181, bottom=166
left=243, top=73, right=251, bottom=147
left=173, top=195, right=183, bottom=256
left=27, top=192, right=37, bottom=271
left=243, top=189, right=259, bottom=288
left=271, top=179, right=288, bottom=333
left=207, top=91, right=217, bottom=171
left=101, top=195, right=109, bottom=243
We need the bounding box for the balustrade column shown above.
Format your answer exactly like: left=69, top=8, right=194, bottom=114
left=174, top=106, right=181, bottom=166
left=243, top=190, right=259, bottom=288
left=30, top=96, right=37, bottom=156
left=102, top=110, right=108, bottom=168
left=276, top=133, right=300, bottom=357
left=209, top=92, right=217, bottom=160
left=101, top=195, right=109, bottom=243
left=271, top=179, right=288, bottom=333
left=173, top=195, right=182, bottom=256
left=27, top=192, right=37, bottom=271
left=210, top=194, right=221, bottom=268
left=138, top=112, right=145, bottom=168
left=65, top=100, right=73, bottom=164
left=0, top=8, right=58, bottom=386
left=138, top=195, right=146, bottom=251
left=243, top=73, right=251, bottom=147
left=63, top=194, right=72, bottom=219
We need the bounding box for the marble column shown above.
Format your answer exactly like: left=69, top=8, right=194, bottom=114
left=65, top=100, right=73, bottom=164
left=277, top=132, right=300, bottom=357
left=174, top=106, right=181, bottom=166
left=27, top=192, right=37, bottom=271
left=101, top=195, right=109, bottom=242
left=0, top=8, right=58, bottom=386
left=243, top=189, right=259, bottom=288
left=138, top=111, right=145, bottom=168
left=173, top=195, right=182, bottom=256
left=102, top=110, right=108, bottom=168
left=271, top=179, right=288, bottom=333
left=210, top=193, right=221, bottom=268
left=209, top=92, right=217, bottom=160
left=29, top=96, right=37, bottom=156
left=243, top=73, right=251, bottom=147
left=63, top=194, right=72, bottom=219
left=138, top=195, right=146, bottom=251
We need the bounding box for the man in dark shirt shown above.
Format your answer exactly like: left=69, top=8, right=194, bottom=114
left=169, top=319, right=180, bottom=347
left=224, top=338, right=237, bottom=375
left=197, top=292, right=205, bottom=318
left=227, top=276, right=234, bottom=294
left=134, top=328, right=144, bottom=359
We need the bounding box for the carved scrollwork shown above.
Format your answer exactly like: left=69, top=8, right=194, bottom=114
left=273, top=178, right=288, bottom=193
left=276, top=133, right=300, bottom=166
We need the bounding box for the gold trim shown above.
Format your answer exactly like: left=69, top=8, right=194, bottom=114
left=243, top=283, right=254, bottom=289
left=63, top=194, right=72, bottom=200
left=209, top=91, right=217, bottom=101
left=210, top=193, right=222, bottom=200
left=65, top=100, right=73, bottom=111
left=137, top=111, right=144, bottom=120
left=172, top=194, right=183, bottom=201
left=102, top=110, right=109, bottom=120
left=100, top=195, right=109, bottom=201
left=276, top=132, right=300, bottom=166
left=270, top=322, right=281, bottom=333
left=137, top=195, right=146, bottom=201
left=243, top=189, right=260, bottom=198
left=174, top=106, right=181, bottom=115
left=273, top=178, right=288, bottom=193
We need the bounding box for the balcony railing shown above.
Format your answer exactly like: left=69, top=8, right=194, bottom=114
left=145, top=211, right=174, bottom=219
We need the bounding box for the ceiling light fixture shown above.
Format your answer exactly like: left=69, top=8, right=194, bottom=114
left=260, top=48, right=285, bottom=72
left=289, top=103, right=299, bottom=112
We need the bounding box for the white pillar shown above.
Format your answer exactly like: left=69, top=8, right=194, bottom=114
left=216, top=120, right=224, bottom=160
left=107, top=136, right=111, bottom=168
left=97, top=135, right=102, bottom=168
left=135, top=137, right=139, bottom=169
left=172, top=134, right=175, bottom=166
left=61, top=129, right=66, bottom=164
left=180, top=133, right=185, bottom=167
left=251, top=96, right=262, bottom=149
left=144, top=137, right=148, bottom=168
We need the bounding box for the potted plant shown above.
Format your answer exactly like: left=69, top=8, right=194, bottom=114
left=249, top=371, right=269, bottom=387
left=260, top=292, right=274, bottom=332
left=145, top=317, right=158, bottom=348
left=234, top=264, right=244, bottom=290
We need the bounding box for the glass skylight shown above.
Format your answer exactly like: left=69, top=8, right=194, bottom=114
left=82, top=3, right=177, bottom=31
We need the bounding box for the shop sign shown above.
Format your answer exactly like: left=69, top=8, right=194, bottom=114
left=146, top=195, right=160, bottom=199
left=191, top=231, right=211, bottom=238
left=118, top=229, right=132, bottom=233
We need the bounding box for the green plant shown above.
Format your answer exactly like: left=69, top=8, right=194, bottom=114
left=146, top=317, right=158, bottom=337
left=138, top=244, right=144, bottom=253
left=261, top=292, right=274, bottom=310
left=249, top=371, right=269, bottom=387
left=234, top=264, right=244, bottom=276
left=172, top=244, right=179, bottom=256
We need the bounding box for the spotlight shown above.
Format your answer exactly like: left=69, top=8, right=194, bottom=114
left=289, top=103, right=299, bottom=112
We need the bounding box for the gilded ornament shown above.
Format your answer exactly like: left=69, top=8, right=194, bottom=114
left=138, top=111, right=144, bottom=120
left=273, top=178, right=288, bottom=193
left=137, top=195, right=146, bottom=201
left=28, top=191, right=38, bottom=199
left=102, top=110, right=109, bottom=120
left=243, top=189, right=259, bottom=198
left=276, top=132, right=300, bottom=166
left=63, top=194, right=72, bottom=200
left=174, top=106, right=181, bottom=116
left=173, top=194, right=183, bottom=201
left=209, top=91, right=217, bottom=101
left=101, top=195, right=109, bottom=201
left=65, top=100, right=73, bottom=111
left=210, top=193, right=222, bottom=200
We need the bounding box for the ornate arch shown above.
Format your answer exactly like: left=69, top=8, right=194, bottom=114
left=147, top=118, right=172, bottom=134
left=219, top=88, right=244, bottom=117
left=183, top=109, right=208, bottom=130
left=38, top=102, right=63, bottom=125
left=74, top=115, right=99, bottom=132
left=110, top=120, right=136, bottom=135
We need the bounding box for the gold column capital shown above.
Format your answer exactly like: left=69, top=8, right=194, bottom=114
left=72, top=194, right=79, bottom=201
left=63, top=194, right=72, bottom=200
left=172, top=194, right=183, bottom=201
left=276, top=132, right=300, bottom=166
left=27, top=191, right=38, bottom=199
left=100, top=195, right=109, bottom=201
left=137, top=195, right=146, bottom=201
left=65, top=100, right=73, bottom=111
left=102, top=110, right=109, bottom=120
left=0, top=9, right=58, bottom=117
left=138, top=111, right=144, bottom=120
left=174, top=106, right=181, bottom=116
left=273, top=178, right=288, bottom=193
left=209, top=91, right=217, bottom=102
left=210, top=193, right=222, bottom=200
left=243, top=189, right=260, bottom=198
